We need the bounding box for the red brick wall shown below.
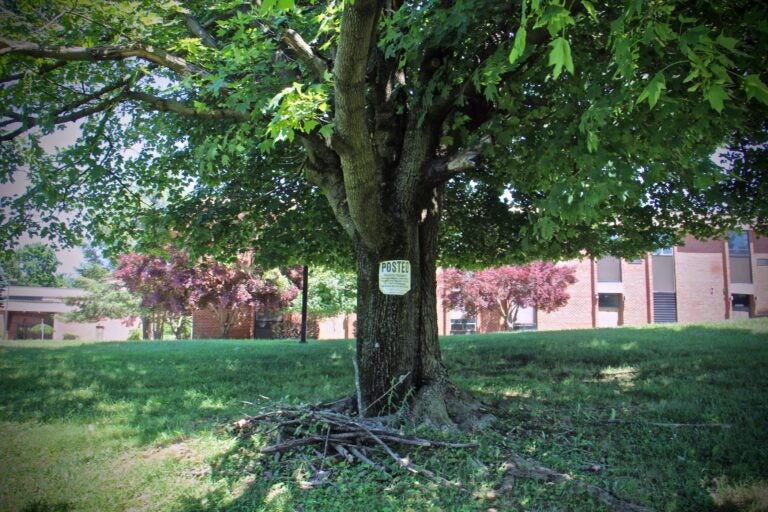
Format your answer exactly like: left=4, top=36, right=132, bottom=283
left=675, top=246, right=727, bottom=323
left=621, top=258, right=649, bottom=326
left=193, top=308, right=253, bottom=339
left=537, top=259, right=594, bottom=331
left=477, top=309, right=504, bottom=333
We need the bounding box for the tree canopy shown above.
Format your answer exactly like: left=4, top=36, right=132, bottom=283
left=63, top=247, right=142, bottom=323
left=1, top=0, right=765, bottom=265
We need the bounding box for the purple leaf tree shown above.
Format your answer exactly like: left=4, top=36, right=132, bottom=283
left=441, top=262, right=577, bottom=330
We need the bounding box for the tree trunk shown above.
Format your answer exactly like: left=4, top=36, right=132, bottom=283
left=353, top=196, right=491, bottom=429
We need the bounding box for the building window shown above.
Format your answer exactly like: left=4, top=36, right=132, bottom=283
left=728, top=231, right=752, bottom=284
left=597, top=256, right=622, bottom=282
left=652, top=248, right=673, bottom=256
left=598, top=293, right=621, bottom=311
left=728, top=231, right=750, bottom=257
left=450, top=318, right=476, bottom=335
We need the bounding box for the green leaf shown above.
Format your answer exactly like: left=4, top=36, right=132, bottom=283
left=548, top=37, right=574, bottom=79
left=715, top=34, right=738, bottom=51
left=582, top=1, right=597, bottom=21
left=744, top=75, right=768, bottom=105
left=318, top=123, right=335, bottom=140
left=587, top=131, right=599, bottom=153
left=509, top=26, right=527, bottom=65
left=704, top=83, right=728, bottom=112
left=636, top=72, right=666, bottom=108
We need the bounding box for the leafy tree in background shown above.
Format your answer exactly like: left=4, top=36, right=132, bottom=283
left=0, top=243, right=63, bottom=287
left=287, top=267, right=357, bottom=319
left=63, top=247, right=141, bottom=325
left=192, top=256, right=299, bottom=338
left=113, top=251, right=195, bottom=339
left=1, top=1, right=766, bottom=424
left=441, top=263, right=577, bottom=330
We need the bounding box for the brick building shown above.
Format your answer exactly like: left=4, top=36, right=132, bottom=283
left=192, top=230, right=768, bottom=340
left=440, top=230, right=768, bottom=334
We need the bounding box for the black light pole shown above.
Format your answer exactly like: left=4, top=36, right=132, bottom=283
left=299, top=265, right=309, bottom=343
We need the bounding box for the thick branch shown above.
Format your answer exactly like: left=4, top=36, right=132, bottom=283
left=333, top=0, right=388, bottom=250
left=424, top=135, right=492, bottom=186
left=281, top=28, right=329, bottom=79
left=0, top=38, right=205, bottom=76
left=123, top=91, right=248, bottom=121
left=299, top=134, right=356, bottom=239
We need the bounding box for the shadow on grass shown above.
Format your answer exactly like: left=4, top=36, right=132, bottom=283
left=0, top=338, right=355, bottom=443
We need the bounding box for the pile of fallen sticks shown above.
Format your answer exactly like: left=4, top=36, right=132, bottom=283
left=233, top=403, right=478, bottom=487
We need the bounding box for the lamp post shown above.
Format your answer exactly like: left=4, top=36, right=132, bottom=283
left=299, top=265, right=308, bottom=343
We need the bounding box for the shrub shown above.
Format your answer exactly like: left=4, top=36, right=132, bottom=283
left=29, top=324, right=53, bottom=337
left=127, top=329, right=142, bottom=341
left=62, top=333, right=79, bottom=340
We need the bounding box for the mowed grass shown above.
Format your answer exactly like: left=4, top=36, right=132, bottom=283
left=0, top=320, right=766, bottom=511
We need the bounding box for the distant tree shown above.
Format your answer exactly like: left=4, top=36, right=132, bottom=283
left=113, top=250, right=195, bottom=339
left=0, top=243, right=63, bottom=287
left=63, top=248, right=141, bottom=324
left=287, top=267, right=357, bottom=319
left=442, top=262, right=577, bottom=330
left=192, top=257, right=299, bottom=339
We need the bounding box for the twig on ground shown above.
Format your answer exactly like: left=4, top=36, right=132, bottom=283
left=499, top=454, right=652, bottom=512
left=599, top=420, right=732, bottom=429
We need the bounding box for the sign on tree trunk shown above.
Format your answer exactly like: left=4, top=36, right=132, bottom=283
left=378, top=260, right=411, bottom=295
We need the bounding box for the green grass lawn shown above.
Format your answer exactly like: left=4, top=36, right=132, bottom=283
left=1, top=320, right=767, bottom=511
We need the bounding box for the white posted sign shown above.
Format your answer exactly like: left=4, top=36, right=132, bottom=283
left=379, top=260, right=411, bottom=295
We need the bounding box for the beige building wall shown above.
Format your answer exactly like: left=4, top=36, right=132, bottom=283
left=537, top=259, right=594, bottom=331
left=622, top=258, right=650, bottom=326
left=54, top=318, right=135, bottom=341
left=675, top=237, right=727, bottom=323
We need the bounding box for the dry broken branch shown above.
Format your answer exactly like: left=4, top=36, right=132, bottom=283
left=233, top=402, right=478, bottom=489
left=499, top=454, right=653, bottom=512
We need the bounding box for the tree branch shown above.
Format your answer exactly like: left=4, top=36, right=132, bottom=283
left=181, top=13, right=220, bottom=49
left=333, top=0, right=388, bottom=250
left=281, top=28, right=329, bottom=79
left=0, top=78, right=130, bottom=141
left=123, top=91, right=248, bottom=121
left=424, top=135, right=492, bottom=186
left=0, top=38, right=205, bottom=76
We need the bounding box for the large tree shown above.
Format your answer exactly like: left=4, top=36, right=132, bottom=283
left=1, top=1, right=766, bottom=425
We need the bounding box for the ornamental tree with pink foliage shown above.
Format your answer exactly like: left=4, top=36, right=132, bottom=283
left=192, top=257, right=299, bottom=339
left=114, top=250, right=196, bottom=339
left=441, top=262, right=577, bottom=330
left=115, top=251, right=299, bottom=340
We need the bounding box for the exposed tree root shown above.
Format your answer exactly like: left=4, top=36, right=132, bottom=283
left=498, top=454, right=653, bottom=512
left=410, top=380, right=497, bottom=431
